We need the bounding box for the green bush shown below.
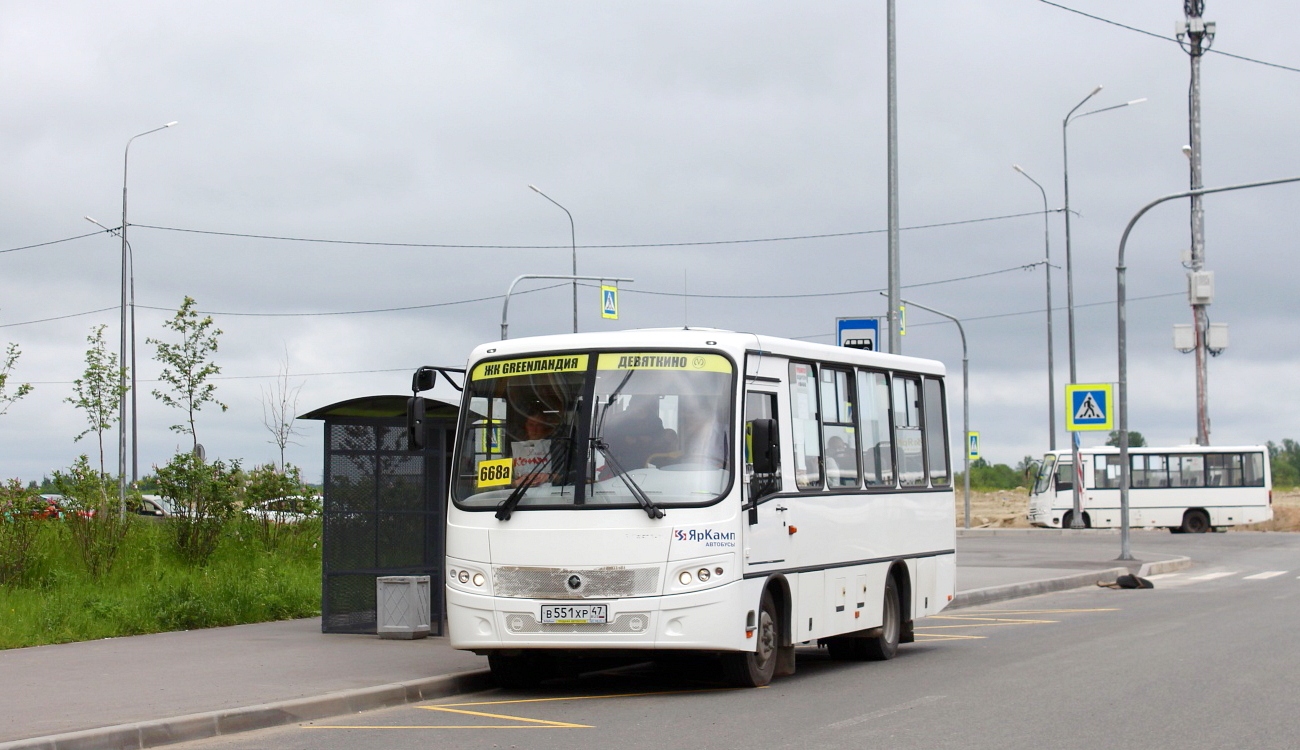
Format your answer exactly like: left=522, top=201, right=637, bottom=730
left=52, top=456, right=134, bottom=579
left=1270, top=440, right=1300, bottom=488
left=242, top=463, right=318, bottom=551
left=0, top=480, right=45, bottom=586
left=154, top=453, right=241, bottom=566
left=956, top=458, right=1026, bottom=491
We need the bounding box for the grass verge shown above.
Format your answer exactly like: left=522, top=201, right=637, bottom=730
left=0, top=517, right=320, bottom=649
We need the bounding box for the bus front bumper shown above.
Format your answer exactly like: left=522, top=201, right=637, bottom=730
left=447, top=581, right=754, bottom=653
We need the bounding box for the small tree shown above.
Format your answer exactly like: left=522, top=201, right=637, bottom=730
left=66, top=325, right=128, bottom=477
left=52, top=455, right=135, bottom=579
left=1107, top=430, right=1146, bottom=447
left=0, top=343, right=33, bottom=416
left=148, top=297, right=227, bottom=452
left=154, top=452, right=241, bottom=565
left=243, top=463, right=315, bottom=550
left=261, top=350, right=304, bottom=472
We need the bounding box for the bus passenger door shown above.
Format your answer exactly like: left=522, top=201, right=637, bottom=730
left=743, top=390, right=791, bottom=571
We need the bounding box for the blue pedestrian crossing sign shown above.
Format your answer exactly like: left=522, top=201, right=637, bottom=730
left=1065, top=383, right=1113, bottom=432
left=967, top=431, right=980, bottom=460
left=600, top=285, right=619, bottom=320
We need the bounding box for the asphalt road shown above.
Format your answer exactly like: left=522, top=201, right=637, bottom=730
left=179, top=532, right=1300, bottom=750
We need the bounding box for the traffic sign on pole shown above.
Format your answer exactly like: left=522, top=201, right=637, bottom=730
left=836, top=317, right=882, bottom=351
left=967, top=431, right=980, bottom=460
left=1065, top=383, right=1113, bottom=431
left=600, top=285, right=619, bottom=319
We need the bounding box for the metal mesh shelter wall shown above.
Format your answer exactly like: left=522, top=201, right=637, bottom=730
left=301, top=396, right=457, bottom=634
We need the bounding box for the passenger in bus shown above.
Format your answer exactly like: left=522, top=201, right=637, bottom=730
left=511, top=407, right=558, bottom=484
left=604, top=397, right=672, bottom=471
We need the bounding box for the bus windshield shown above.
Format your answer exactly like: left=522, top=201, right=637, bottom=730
left=452, top=351, right=735, bottom=511
left=1031, top=454, right=1057, bottom=496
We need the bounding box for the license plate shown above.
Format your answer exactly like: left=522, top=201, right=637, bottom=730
left=540, top=604, right=608, bottom=624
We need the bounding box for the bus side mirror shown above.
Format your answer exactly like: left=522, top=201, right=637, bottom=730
left=411, top=366, right=438, bottom=393
left=407, top=396, right=426, bottom=450
left=749, top=418, right=779, bottom=475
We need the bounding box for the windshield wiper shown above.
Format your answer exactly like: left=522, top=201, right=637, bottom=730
left=593, top=438, right=664, bottom=519
left=495, top=436, right=573, bottom=521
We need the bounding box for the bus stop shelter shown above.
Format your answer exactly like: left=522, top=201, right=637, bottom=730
left=300, top=394, right=460, bottom=634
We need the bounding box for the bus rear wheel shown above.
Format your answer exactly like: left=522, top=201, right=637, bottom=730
left=861, top=575, right=901, bottom=661
left=1180, top=509, right=1211, bottom=534
left=722, top=590, right=779, bottom=687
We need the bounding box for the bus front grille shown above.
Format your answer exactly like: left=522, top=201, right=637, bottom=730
left=493, top=566, right=660, bottom=599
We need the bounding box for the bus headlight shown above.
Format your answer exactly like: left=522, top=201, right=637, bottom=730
left=472, top=572, right=485, bottom=587
left=697, top=568, right=711, bottom=582
left=679, top=571, right=693, bottom=585
left=458, top=570, right=471, bottom=584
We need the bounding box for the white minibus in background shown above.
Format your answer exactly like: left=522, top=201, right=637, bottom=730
left=1028, top=445, right=1272, bottom=533
left=414, top=329, right=956, bottom=688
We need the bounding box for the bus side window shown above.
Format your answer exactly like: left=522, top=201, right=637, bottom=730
left=1055, top=461, right=1073, bottom=492
left=788, top=362, right=823, bottom=490
left=820, top=367, right=859, bottom=488
left=745, top=391, right=781, bottom=501
left=893, top=375, right=925, bottom=487
left=922, top=377, right=950, bottom=486
left=857, top=370, right=895, bottom=487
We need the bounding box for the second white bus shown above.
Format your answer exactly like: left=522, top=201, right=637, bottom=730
left=1028, top=445, right=1272, bottom=533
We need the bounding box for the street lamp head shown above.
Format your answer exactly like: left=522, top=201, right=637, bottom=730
left=1013, top=164, right=1025, bottom=174
left=85, top=216, right=111, bottom=232
left=528, top=184, right=540, bottom=193
left=1126, top=98, right=1148, bottom=107
left=164, top=121, right=178, bottom=128
left=1182, top=145, right=1193, bottom=159
left=1090, top=84, right=1103, bottom=96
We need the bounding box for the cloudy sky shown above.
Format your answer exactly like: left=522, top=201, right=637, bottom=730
left=3, top=1, right=1298, bottom=483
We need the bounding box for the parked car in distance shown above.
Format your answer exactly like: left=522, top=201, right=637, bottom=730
left=136, top=494, right=179, bottom=517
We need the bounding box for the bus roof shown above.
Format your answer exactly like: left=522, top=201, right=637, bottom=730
left=466, top=328, right=947, bottom=377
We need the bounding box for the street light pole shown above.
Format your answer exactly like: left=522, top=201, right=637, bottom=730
left=501, top=274, right=634, bottom=340
left=885, top=0, right=901, bottom=355
left=1115, top=175, right=1300, bottom=560
left=1177, top=3, right=1216, bottom=445
left=528, top=185, right=578, bottom=334
left=1013, top=165, right=1056, bottom=451
left=1061, top=88, right=1144, bottom=528
left=890, top=294, right=968, bottom=528
left=118, top=121, right=176, bottom=516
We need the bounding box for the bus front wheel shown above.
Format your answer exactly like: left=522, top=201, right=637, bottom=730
left=1180, top=509, right=1211, bottom=534
left=723, top=590, right=779, bottom=687
left=489, top=652, right=545, bottom=689
left=1061, top=511, right=1091, bottom=529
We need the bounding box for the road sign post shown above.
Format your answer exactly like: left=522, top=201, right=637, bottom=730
left=836, top=317, right=883, bottom=351
left=967, top=431, right=980, bottom=460
left=1064, top=383, right=1113, bottom=529
left=600, top=285, right=619, bottom=320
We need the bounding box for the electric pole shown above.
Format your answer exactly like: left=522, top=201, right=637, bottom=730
left=1177, top=1, right=1216, bottom=445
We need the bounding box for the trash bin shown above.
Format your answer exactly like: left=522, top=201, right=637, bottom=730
left=376, top=575, right=431, bottom=639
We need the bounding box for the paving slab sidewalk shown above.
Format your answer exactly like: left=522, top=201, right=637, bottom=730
left=0, top=534, right=1190, bottom=750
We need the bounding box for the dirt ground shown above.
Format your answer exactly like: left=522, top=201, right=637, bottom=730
left=955, top=487, right=1300, bottom=531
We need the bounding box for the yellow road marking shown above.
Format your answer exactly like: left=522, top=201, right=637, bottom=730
left=309, top=686, right=743, bottom=732
left=913, top=633, right=986, bottom=641
left=422, top=705, right=590, bottom=728
left=306, top=725, right=577, bottom=730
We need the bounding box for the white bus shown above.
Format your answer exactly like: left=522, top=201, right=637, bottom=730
left=420, top=329, right=956, bottom=688
left=1028, top=445, right=1273, bottom=533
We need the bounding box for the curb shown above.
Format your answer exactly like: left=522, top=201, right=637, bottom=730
left=949, top=567, right=1127, bottom=609
left=0, top=669, right=496, bottom=750
left=947, top=555, right=1192, bottom=610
